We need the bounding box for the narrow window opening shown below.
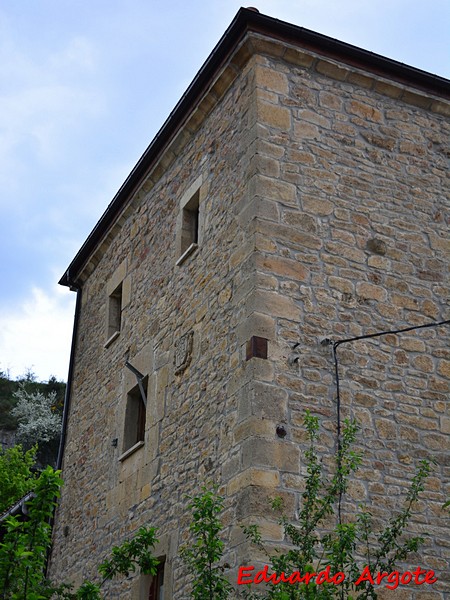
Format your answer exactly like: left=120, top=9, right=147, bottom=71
left=108, top=283, right=123, bottom=339
left=148, top=560, right=165, bottom=600
left=123, top=376, right=148, bottom=453
left=181, top=190, right=199, bottom=255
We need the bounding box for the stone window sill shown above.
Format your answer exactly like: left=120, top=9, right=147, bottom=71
left=118, top=441, right=144, bottom=462
left=176, top=243, right=198, bottom=266
left=104, top=330, right=120, bottom=348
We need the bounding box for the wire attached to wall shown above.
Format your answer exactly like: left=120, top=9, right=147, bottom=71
left=332, top=318, right=450, bottom=526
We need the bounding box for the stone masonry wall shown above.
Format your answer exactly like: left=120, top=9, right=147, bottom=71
left=49, top=31, right=449, bottom=600
left=229, top=46, right=449, bottom=599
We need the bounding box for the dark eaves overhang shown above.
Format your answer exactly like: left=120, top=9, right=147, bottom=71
left=59, top=7, right=450, bottom=287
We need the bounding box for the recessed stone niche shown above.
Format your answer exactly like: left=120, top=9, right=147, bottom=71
left=366, top=238, right=387, bottom=255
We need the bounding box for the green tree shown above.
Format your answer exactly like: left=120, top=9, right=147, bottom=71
left=0, top=445, right=38, bottom=513
left=0, top=370, right=20, bottom=431
left=0, top=370, right=65, bottom=434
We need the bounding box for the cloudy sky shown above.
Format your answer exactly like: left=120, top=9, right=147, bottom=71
left=0, top=0, right=449, bottom=382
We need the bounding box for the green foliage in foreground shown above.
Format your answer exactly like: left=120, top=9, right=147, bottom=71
left=0, top=463, right=159, bottom=600
left=52, top=526, right=161, bottom=599
left=0, top=411, right=435, bottom=599
left=181, top=485, right=233, bottom=600
left=241, top=411, right=432, bottom=600
left=0, top=445, right=38, bottom=514
left=0, top=466, right=63, bottom=599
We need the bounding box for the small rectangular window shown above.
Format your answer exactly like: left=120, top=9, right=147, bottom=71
left=148, top=561, right=165, bottom=600
left=107, top=283, right=123, bottom=339
left=123, top=376, right=148, bottom=453
left=181, top=189, right=199, bottom=255
left=176, top=176, right=204, bottom=266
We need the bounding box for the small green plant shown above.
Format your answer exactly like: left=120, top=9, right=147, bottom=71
left=242, top=411, right=431, bottom=600
left=181, top=484, right=233, bottom=600
left=99, top=525, right=160, bottom=580
left=46, top=526, right=161, bottom=599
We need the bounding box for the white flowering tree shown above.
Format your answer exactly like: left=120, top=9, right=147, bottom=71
left=11, top=385, right=62, bottom=466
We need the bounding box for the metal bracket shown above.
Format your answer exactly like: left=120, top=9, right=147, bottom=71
left=125, top=361, right=147, bottom=407
left=288, top=342, right=301, bottom=365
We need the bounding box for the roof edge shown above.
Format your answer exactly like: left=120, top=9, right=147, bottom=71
left=60, top=7, right=450, bottom=287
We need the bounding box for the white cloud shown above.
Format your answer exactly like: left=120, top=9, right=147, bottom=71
left=48, top=36, right=97, bottom=72
left=0, top=285, right=75, bottom=381
left=0, top=27, right=104, bottom=200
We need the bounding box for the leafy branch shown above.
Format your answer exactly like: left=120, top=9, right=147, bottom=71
left=243, top=411, right=432, bottom=600
left=181, top=484, right=233, bottom=600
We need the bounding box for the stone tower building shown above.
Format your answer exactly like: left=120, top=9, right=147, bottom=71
left=49, top=8, right=450, bottom=599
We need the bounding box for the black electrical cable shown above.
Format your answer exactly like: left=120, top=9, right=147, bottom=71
left=332, top=319, right=450, bottom=526
left=332, top=318, right=448, bottom=600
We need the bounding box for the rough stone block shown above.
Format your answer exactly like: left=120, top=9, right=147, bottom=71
left=255, top=253, right=309, bottom=282
left=252, top=153, right=281, bottom=178
left=256, top=220, right=322, bottom=250
left=234, top=417, right=277, bottom=442
left=254, top=65, right=289, bottom=95
left=316, top=59, right=349, bottom=81
left=375, top=418, right=397, bottom=439
left=293, top=120, right=320, bottom=139
left=242, top=437, right=300, bottom=472
left=283, top=46, right=314, bottom=67
left=227, top=468, right=280, bottom=495
left=374, top=80, right=403, bottom=98
left=328, top=276, right=354, bottom=294
left=107, top=259, right=127, bottom=295
left=347, top=99, right=383, bottom=123
left=347, top=71, right=374, bottom=89
left=437, top=360, right=450, bottom=378
left=302, top=195, right=334, bottom=216
left=250, top=380, right=288, bottom=420
left=255, top=174, right=297, bottom=204
left=236, top=486, right=296, bottom=519
left=236, top=311, right=276, bottom=343
left=356, top=282, right=387, bottom=302
left=257, top=99, right=291, bottom=130
left=247, top=289, right=301, bottom=321
left=298, top=109, right=331, bottom=129
left=122, top=274, right=132, bottom=308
